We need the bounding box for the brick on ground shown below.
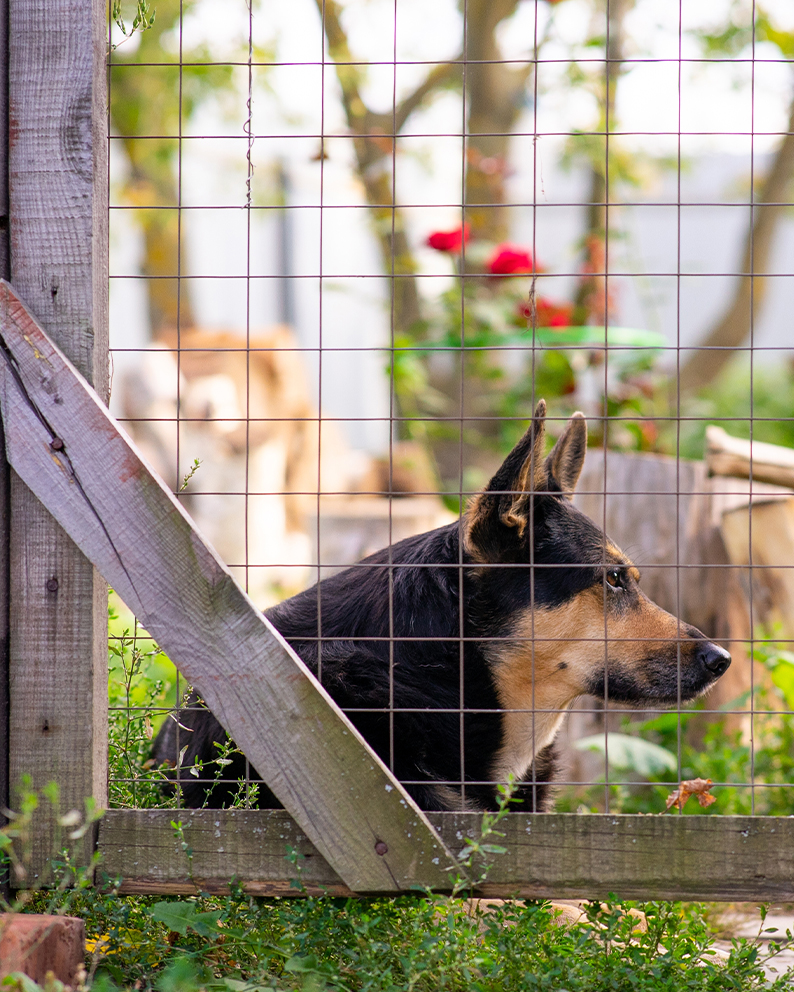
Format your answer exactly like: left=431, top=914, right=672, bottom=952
left=0, top=913, right=85, bottom=984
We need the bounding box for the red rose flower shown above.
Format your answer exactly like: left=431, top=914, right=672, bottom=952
left=488, top=244, right=537, bottom=276
left=426, top=224, right=470, bottom=253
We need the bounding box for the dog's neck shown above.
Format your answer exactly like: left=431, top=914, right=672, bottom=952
left=490, top=708, right=568, bottom=784
left=486, top=602, right=604, bottom=786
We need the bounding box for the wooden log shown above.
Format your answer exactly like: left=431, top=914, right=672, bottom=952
left=721, top=497, right=794, bottom=640
left=706, top=425, right=794, bottom=490
left=0, top=914, right=85, bottom=984
left=0, top=281, right=458, bottom=894
left=6, top=0, right=108, bottom=879
left=99, top=809, right=794, bottom=902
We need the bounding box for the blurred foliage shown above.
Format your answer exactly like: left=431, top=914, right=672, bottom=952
left=395, top=266, right=668, bottom=469
left=694, top=0, right=794, bottom=59
left=677, top=358, right=794, bottom=460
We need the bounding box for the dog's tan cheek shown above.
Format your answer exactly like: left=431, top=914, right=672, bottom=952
left=491, top=592, right=613, bottom=711
left=493, top=587, right=701, bottom=704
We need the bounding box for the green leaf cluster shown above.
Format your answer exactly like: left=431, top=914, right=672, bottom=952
left=14, top=884, right=794, bottom=991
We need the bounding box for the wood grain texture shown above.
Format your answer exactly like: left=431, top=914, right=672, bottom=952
left=575, top=451, right=723, bottom=636
left=721, top=498, right=794, bottom=639
left=0, top=426, right=9, bottom=899
left=100, top=809, right=794, bottom=901
left=6, top=0, right=108, bottom=877
left=0, top=282, right=458, bottom=894
left=0, top=0, right=10, bottom=901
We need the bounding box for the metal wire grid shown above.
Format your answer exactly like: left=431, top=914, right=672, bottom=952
left=106, top=0, right=794, bottom=815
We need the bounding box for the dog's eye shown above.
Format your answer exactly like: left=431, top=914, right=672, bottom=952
left=605, top=568, right=622, bottom=589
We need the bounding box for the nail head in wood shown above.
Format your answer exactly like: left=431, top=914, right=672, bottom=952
left=375, top=841, right=388, bottom=856
left=49, top=437, right=64, bottom=451
left=46, top=578, right=59, bottom=592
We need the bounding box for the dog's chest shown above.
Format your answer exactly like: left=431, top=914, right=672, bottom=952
left=485, top=639, right=568, bottom=784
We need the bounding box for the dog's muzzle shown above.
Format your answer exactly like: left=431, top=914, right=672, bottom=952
left=697, top=641, right=731, bottom=678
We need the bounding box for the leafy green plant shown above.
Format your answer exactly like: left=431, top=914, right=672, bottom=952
left=108, top=594, right=260, bottom=811
left=17, top=885, right=792, bottom=991
left=5, top=777, right=793, bottom=989
left=678, top=360, right=794, bottom=461
left=107, top=597, right=177, bottom=809
left=111, top=0, right=156, bottom=48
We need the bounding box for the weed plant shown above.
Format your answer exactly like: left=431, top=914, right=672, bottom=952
left=12, top=883, right=793, bottom=991
left=107, top=595, right=178, bottom=808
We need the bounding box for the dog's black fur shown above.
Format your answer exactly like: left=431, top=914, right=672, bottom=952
left=150, top=402, right=730, bottom=812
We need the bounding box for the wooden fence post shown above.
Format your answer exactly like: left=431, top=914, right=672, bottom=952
left=6, top=0, right=108, bottom=877
left=0, top=0, right=11, bottom=902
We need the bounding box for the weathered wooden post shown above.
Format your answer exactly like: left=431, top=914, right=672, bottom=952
left=5, top=0, right=108, bottom=877
left=0, top=0, right=10, bottom=901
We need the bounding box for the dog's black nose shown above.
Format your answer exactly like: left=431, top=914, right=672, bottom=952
left=698, top=642, right=731, bottom=676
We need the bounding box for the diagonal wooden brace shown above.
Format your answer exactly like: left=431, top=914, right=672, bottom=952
left=0, top=279, right=461, bottom=893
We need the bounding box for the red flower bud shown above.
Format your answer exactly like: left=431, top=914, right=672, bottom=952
left=488, top=244, right=537, bottom=276
left=426, top=224, right=470, bottom=253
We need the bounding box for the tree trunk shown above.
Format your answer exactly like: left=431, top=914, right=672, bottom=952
left=573, top=0, right=631, bottom=325
left=317, top=0, right=460, bottom=339
left=678, top=94, right=794, bottom=394
left=463, top=0, right=532, bottom=244
left=110, top=0, right=200, bottom=334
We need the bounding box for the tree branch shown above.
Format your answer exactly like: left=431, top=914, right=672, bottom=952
left=679, top=92, right=794, bottom=393
left=392, top=60, right=461, bottom=134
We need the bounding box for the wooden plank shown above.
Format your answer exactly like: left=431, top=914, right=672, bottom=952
left=706, top=425, right=794, bottom=490
left=6, top=0, right=108, bottom=876
left=0, top=282, right=458, bottom=894
left=0, top=429, right=9, bottom=903
left=721, top=498, right=794, bottom=639
left=0, top=0, right=9, bottom=903
left=99, top=809, right=794, bottom=902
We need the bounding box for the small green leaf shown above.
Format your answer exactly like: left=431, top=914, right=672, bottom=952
left=149, top=901, right=222, bottom=937
left=284, top=953, right=320, bottom=973
left=479, top=844, right=507, bottom=855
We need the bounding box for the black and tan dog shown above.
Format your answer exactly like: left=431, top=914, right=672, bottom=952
left=151, top=401, right=730, bottom=812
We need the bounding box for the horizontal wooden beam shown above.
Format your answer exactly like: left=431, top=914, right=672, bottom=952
left=100, top=809, right=794, bottom=901
left=0, top=280, right=457, bottom=894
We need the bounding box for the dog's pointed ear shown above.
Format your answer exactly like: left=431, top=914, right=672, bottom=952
left=544, top=411, right=587, bottom=500
left=465, top=399, right=547, bottom=554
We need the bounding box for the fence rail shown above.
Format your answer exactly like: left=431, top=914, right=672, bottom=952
left=100, top=809, right=794, bottom=902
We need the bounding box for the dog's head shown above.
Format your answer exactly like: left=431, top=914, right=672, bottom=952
left=465, top=400, right=730, bottom=711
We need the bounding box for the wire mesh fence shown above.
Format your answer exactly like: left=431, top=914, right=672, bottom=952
left=106, top=0, right=794, bottom=820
